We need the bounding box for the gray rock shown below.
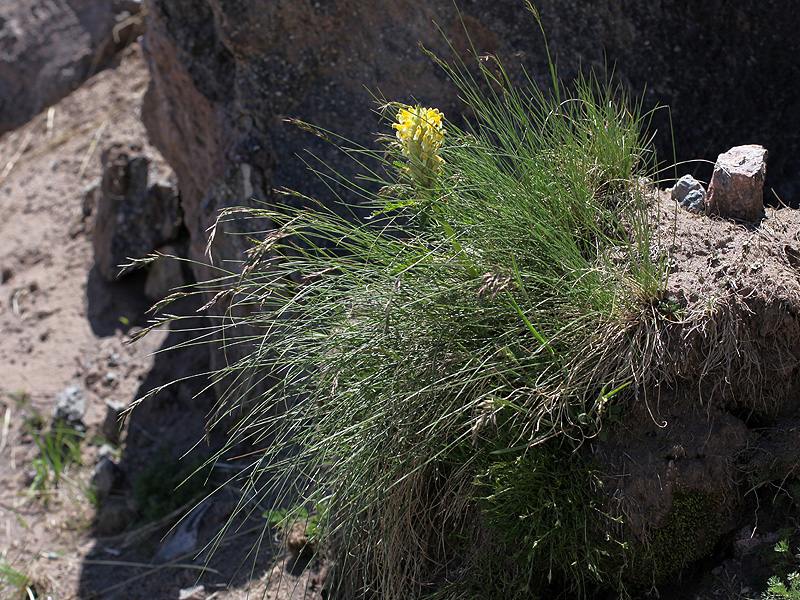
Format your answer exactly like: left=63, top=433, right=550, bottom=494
left=706, top=145, right=768, bottom=222
left=144, top=244, right=186, bottom=300
left=82, top=180, right=100, bottom=221
left=101, top=398, right=127, bottom=445
left=154, top=501, right=211, bottom=563
left=91, top=456, right=122, bottom=500
left=95, top=496, right=135, bottom=536
left=671, top=175, right=706, bottom=214
left=52, top=385, right=86, bottom=428
left=96, top=443, right=117, bottom=461
left=92, top=144, right=181, bottom=281
left=681, top=189, right=706, bottom=214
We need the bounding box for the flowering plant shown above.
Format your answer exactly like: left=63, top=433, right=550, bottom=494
left=392, top=105, right=445, bottom=189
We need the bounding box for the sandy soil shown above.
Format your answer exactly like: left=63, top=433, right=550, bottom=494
left=0, top=42, right=323, bottom=600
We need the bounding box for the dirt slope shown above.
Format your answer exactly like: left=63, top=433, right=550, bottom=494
left=0, top=41, right=321, bottom=600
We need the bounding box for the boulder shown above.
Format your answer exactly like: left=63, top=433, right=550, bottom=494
left=92, top=144, right=181, bottom=281
left=90, top=456, right=122, bottom=500
left=706, top=145, right=768, bottom=222
left=0, top=0, right=145, bottom=134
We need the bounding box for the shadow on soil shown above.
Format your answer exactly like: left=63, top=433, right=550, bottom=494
left=78, top=286, right=287, bottom=600
left=86, top=266, right=153, bottom=337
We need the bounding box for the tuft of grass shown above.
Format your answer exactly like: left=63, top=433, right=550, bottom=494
left=134, top=15, right=670, bottom=600
left=470, top=441, right=619, bottom=599
left=0, top=558, right=35, bottom=600
left=131, top=443, right=213, bottom=522
left=27, top=420, right=84, bottom=500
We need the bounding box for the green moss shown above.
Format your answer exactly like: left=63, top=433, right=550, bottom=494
left=624, top=488, right=720, bottom=587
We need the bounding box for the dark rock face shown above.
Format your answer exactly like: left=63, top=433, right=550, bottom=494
left=142, top=0, right=464, bottom=275
left=141, top=0, right=800, bottom=272
left=0, top=0, right=144, bottom=134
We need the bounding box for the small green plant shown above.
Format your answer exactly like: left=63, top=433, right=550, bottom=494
left=0, top=558, right=35, bottom=600
left=131, top=444, right=213, bottom=522
left=267, top=502, right=327, bottom=541
left=763, top=537, right=800, bottom=598
left=764, top=572, right=800, bottom=600
left=27, top=421, right=84, bottom=497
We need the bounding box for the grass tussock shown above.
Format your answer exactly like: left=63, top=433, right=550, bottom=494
left=135, top=19, right=674, bottom=599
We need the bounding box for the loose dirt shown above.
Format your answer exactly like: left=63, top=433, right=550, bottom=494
left=0, top=41, right=323, bottom=600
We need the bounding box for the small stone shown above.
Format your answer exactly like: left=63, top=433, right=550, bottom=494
left=671, top=174, right=706, bottom=214
left=82, top=181, right=99, bottom=219
left=666, top=444, right=687, bottom=460
left=705, top=145, right=768, bottom=222
left=101, top=399, right=127, bottom=445
left=287, top=521, right=315, bottom=561
left=95, top=497, right=135, bottom=536
left=91, top=457, right=122, bottom=499
left=682, top=189, right=705, bottom=214
left=23, top=468, right=36, bottom=487
left=178, top=585, right=205, bottom=600
left=96, top=443, right=117, bottom=461
left=154, top=502, right=211, bottom=563
left=52, top=385, right=86, bottom=429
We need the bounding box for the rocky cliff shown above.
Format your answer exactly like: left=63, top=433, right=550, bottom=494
left=141, top=0, right=800, bottom=273
left=0, top=0, right=144, bottom=133
left=137, top=2, right=800, bottom=593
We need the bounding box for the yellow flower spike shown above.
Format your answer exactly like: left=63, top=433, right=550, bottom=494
left=392, top=105, right=445, bottom=189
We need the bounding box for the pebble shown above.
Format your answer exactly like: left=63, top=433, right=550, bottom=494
left=179, top=586, right=205, bottom=600
left=52, top=385, right=86, bottom=429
